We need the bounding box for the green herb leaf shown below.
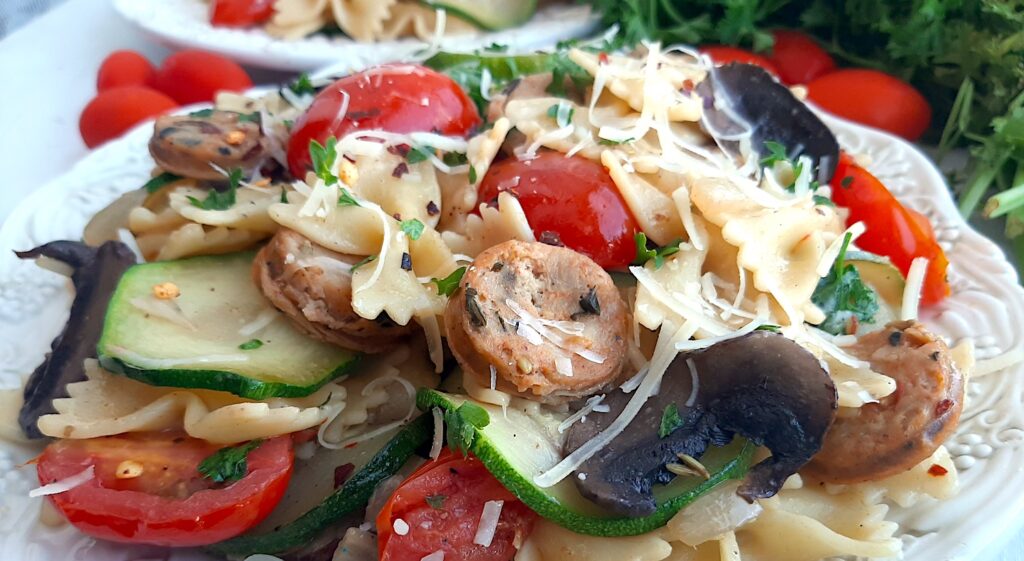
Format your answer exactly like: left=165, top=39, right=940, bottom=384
left=188, top=108, right=215, bottom=118
left=430, top=267, right=466, bottom=297
left=756, top=324, right=782, bottom=333
left=188, top=168, right=241, bottom=210
left=309, top=137, right=339, bottom=186
left=811, top=233, right=880, bottom=335
left=142, top=171, right=181, bottom=194
left=483, top=42, right=507, bottom=52
left=759, top=141, right=789, bottom=168
left=444, top=402, right=491, bottom=455
left=633, top=232, right=681, bottom=269
left=237, top=112, right=260, bottom=123
left=351, top=254, right=377, bottom=272
left=425, top=494, right=447, bottom=509
left=468, top=164, right=478, bottom=184
left=407, top=146, right=434, bottom=164
left=198, top=440, right=264, bottom=483
left=659, top=403, right=683, bottom=439
left=598, top=137, right=635, bottom=146
left=400, top=218, right=425, bottom=241
left=337, top=187, right=360, bottom=207
left=238, top=339, right=263, bottom=350
left=547, top=102, right=575, bottom=128
left=280, top=187, right=289, bottom=203
left=813, top=195, right=835, bottom=207
left=442, top=151, right=469, bottom=167
left=288, top=73, right=316, bottom=95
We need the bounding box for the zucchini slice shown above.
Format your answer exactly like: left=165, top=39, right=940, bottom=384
left=420, top=0, right=537, bottom=30
left=210, top=415, right=431, bottom=557
left=846, top=250, right=905, bottom=308
left=418, top=389, right=754, bottom=537
left=97, top=252, right=359, bottom=399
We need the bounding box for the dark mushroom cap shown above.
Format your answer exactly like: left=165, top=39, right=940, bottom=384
left=565, top=331, right=837, bottom=517
left=15, top=241, right=136, bottom=438
left=698, top=63, right=840, bottom=184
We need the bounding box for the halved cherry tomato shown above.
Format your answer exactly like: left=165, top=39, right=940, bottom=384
left=807, top=69, right=931, bottom=141
left=79, top=86, right=178, bottom=148
left=36, top=433, right=293, bottom=546
left=700, top=46, right=779, bottom=76
left=768, top=30, right=836, bottom=85
left=150, top=50, right=253, bottom=105
left=210, top=0, right=276, bottom=27
left=377, top=449, right=537, bottom=561
left=830, top=153, right=949, bottom=305
left=96, top=50, right=156, bottom=91
left=286, top=64, right=481, bottom=178
left=477, top=151, right=640, bottom=269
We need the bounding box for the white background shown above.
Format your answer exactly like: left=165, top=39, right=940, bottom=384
left=0, top=1, right=1020, bottom=559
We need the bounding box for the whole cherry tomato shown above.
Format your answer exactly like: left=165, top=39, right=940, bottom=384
left=768, top=30, right=836, bottom=85
left=96, top=50, right=156, bottom=91
left=808, top=69, right=932, bottom=141
left=36, top=433, right=293, bottom=546
left=286, top=64, right=481, bottom=178
left=210, top=0, right=276, bottom=27
left=477, top=151, right=641, bottom=269
left=830, top=153, right=950, bottom=305
left=377, top=449, right=537, bottom=561
left=150, top=50, right=253, bottom=105
left=79, top=86, right=177, bottom=148
left=700, top=45, right=780, bottom=76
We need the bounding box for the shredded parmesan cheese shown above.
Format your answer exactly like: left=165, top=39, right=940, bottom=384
left=974, top=348, right=1024, bottom=377
left=239, top=309, right=279, bottom=336
left=816, top=222, right=867, bottom=277
left=505, top=299, right=605, bottom=363
left=393, top=518, right=410, bottom=536
left=429, top=407, right=444, bottom=460
left=420, top=551, right=445, bottom=561
left=129, top=296, right=197, bottom=331
left=901, top=257, right=929, bottom=320
left=29, top=466, right=95, bottom=498
left=684, top=358, right=700, bottom=407
left=473, top=500, right=504, bottom=547
left=557, top=394, right=607, bottom=433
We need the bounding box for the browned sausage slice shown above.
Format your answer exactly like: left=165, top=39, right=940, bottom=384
left=150, top=111, right=265, bottom=180
left=803, top=320, right=964, bottom=483
left=445, top=240, right=629, bottom=402
left=254, top=229, right=416, bottom=353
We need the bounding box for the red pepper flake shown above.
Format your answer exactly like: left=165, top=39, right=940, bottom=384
left=426, top=200, right=440, bottom=216
left=935, top=398, right=954, bottom=417
left=598, top=52, right=609, bottom=65
left=928, top=464, right=948, bottom=477
left=680, top=79, right=695, bottom=94
left=334, top=463, right=356, bottom=488
left=538, top=230, right=564, bottom=247
left=388, top=144, right=411, bottom=157
left=392, top=162, right=409, bottom=178
left=344, top=442, right=359, bottom=449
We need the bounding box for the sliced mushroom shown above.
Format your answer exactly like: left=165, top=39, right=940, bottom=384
left=445, top=240, right=629, bottom=403
left=566, top=331, right=837, bottom=516
left=698, top=63, right=839, bottom=183
left=253, top=228, right=416, bottom=353
left=803, top=320, right=964, bottom=483
left=149, top=111, right=265, bottom=181
left=15, top=241, right=137, bottom=439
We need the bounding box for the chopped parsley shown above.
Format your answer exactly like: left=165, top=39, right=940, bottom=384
left=288, top=73, right=316, bottom=96
left=633, top=232, right=681, bottom=269
left=238, top=339, right=263, bottom=350
left=468, top=164, right=478, bottom=184
left=309, top=137, right=339, bottom=186
left=407, top=146, right=434, bottom=164
left=759, top=140, right=790, bottom=168
left=659, top=403, right=684, bottom=439
left=430, top=267, right=466, bottom=297
left=337, top=187, right=360, bottom=207
left=445, top=402, right=490, bottom=455
left=188, top=167, right=242, bottom=210
left=399, top=218, right=425, bottom=240
left=599, top=137, right=635, bottom=145
left=811, top=233, right=880, bottom=335
left=547, top=102, right=575, bottom=128
left=425, top=494, right=447, bottom=509
left=442, top=151, right=469, bottom=167
left=755, top=324, right=782, bottom=333
left=198, top=440, right=264, bottom=483
left=142, top=171, right=181, bottom=194
left=351, top=254, right=377, bottom=272
left=813, top=195, right=835, bottom=207
left=188, top=108, right=215, bottom=118
left=483, top=42, right=507, bottom=52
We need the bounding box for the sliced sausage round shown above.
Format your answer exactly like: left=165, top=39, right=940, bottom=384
left=445, top=240, right=629, bottom=403
left=803, top=320, right=964, bottom=483
left=150, top=111, right=265, bottom=181
left=254, top=228, right=416, bottom=353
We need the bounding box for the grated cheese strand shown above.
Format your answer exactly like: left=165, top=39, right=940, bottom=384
left=901, top=257, right=929, bottom=321
left=29, top=466, right=95, bottom=498
left=473, top=500, right=504, bottom=547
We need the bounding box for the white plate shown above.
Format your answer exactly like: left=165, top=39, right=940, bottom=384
left=0, top=112, right=1023, bottom=561
left=113, top=0, right=600, bottom=71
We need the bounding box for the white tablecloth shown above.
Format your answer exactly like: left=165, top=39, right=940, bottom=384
left=0, top=1, right=1021, bottom=560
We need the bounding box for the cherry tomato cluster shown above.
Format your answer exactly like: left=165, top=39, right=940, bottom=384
left=701, top=30, right=931, bottom=141
left=79, top=49, right=253, bottom=148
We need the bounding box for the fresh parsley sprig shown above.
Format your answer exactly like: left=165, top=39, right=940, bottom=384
left=188, top=168, right=242, bottom=210
left=811, top=233, right=880, bottom=335
left=445, top=402, right=490, bottom=455
left=430, top=267, right=467, bottom=297
left=198, top=440, right=264, bottom=483
left=633, top=232, right=681, bottom=269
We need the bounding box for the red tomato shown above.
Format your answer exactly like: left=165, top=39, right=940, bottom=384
left=768, top=30, right=836, bottom=85
left=830, top=153, right=949, bottom=305
left=477, top=151, right=640, bottom=269
left=286, top=64, right=481, bottom=178
left=36, top=433, right=293, bottom=546
left=700, top=46, right=779, bottom=76
left=210, top=0, right=276, bottom=27
left=150, top=50, right=253, bottom=105
left=96, top=50, right=156, bottom=91
left=79, top=86, right=178, bottom=148
left=377, top=450, right=537, bottom=561
left=807, top=69, right=932, bottom=141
